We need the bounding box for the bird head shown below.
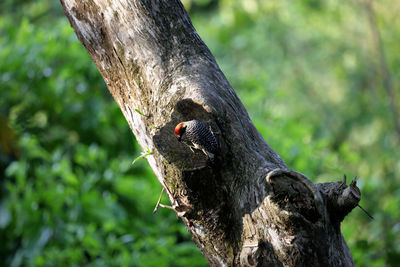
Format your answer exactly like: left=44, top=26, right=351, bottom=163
left=174, top=122, right=186, bottom=141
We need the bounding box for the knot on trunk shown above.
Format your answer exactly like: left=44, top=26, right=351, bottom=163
left=266, top=169, right=325, bottom=224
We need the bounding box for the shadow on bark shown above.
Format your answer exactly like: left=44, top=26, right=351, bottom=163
left=153, top=99, right=358, bottom=266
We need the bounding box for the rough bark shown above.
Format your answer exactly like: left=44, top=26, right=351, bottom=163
left=60, top=0, right=360, bottom=266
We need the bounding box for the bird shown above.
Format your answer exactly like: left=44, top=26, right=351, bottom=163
left=174, top=120, right=218, bottom=160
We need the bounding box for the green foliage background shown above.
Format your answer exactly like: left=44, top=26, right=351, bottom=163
left=1, top=0, right=399, bottom=266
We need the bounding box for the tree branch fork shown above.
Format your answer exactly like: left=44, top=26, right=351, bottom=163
left=237, top=170, right=362, bottom=266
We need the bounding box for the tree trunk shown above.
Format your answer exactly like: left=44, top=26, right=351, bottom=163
left=60, top=0, right=360, bottom=266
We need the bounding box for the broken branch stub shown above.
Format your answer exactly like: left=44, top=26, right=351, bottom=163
left=316, top=176, right=361, bottom=223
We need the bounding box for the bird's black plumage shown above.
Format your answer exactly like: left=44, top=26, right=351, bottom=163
left=178, top=120, right=218, bottom=155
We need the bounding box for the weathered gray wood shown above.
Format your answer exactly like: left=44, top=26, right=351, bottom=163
left=60, top=0, right=359, bottom=265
